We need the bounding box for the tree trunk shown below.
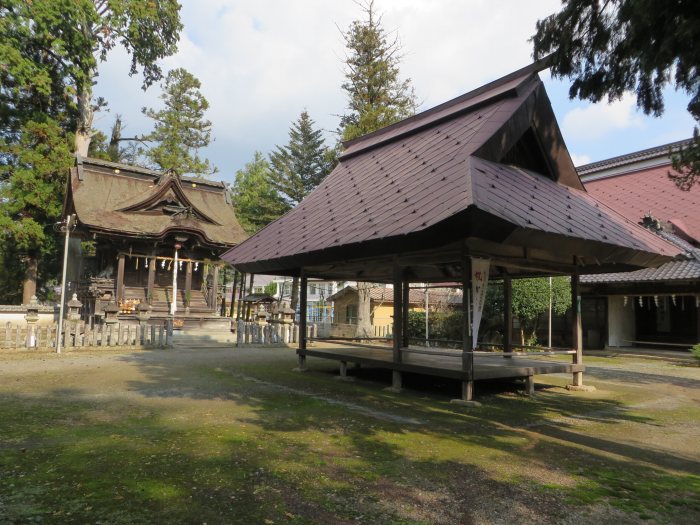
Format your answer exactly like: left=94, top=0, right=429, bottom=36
left=356, top=281, right=373, bottom=338
left=22, top=254, right=38, bottom=305
left=75, top=76, right=94, bottom=157
left=290, top=277, right=300, bottom=311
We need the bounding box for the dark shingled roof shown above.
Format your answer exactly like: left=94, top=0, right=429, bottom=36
left=66, top=157, right=247, bottom=248
left=582, top=230, right=700, bottom=284
left=222, top=64, right=680, bottom=279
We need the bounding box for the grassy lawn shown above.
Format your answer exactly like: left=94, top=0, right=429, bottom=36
left=0, top=345, right=699, bottom=524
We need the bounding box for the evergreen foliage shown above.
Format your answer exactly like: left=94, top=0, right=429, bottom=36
left=0, top=0, right=181, bottom=302
left=269, top=111, right=335, bottom=206
left=0, top=118, right=73, bottom=302
left=339, top=0, right=417, bottom=337
left=230, top=152, right=289, bottom=235
left=338, top=0, right=417, bottom=142
left=141, top=68, right=216, bottom=178
left=532, top=0, right=700, bottom=188
left=512, top=277, right=571, bottom=345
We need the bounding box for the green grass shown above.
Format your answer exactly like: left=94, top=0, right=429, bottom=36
left=1, top=348, right=699, bottom=524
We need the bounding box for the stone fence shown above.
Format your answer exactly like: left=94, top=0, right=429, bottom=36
left=2, top=319, right=172, bottom=350
left=1, top=294, right=172, bottom=351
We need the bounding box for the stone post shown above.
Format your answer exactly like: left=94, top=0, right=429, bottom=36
left=24, top=295, right=40, bottom=348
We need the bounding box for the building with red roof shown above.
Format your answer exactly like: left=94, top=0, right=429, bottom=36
left=579, top=140, right=700, bottom=349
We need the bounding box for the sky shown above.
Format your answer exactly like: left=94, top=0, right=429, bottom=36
left=93, top=0, right=696, bottom=185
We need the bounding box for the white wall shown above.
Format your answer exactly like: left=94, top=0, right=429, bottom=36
left=607, top=295, right=636, bottom=347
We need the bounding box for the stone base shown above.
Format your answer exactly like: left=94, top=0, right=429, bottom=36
left=383, top=386, right=402, bottom=394
left=334, top=375, right=355, bottom=382
left=292, top=367, right=308, bottom=373
left=450, top=399, right=482, bottom=407
left=566, top=384, right=597, bottom=392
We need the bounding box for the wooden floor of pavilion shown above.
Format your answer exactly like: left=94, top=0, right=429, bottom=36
left=301, top=342, right=583, bottom=382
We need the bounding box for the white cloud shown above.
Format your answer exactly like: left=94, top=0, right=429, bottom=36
left=562, top=94, right=643, bottom=141
left=569, top=153, right=591, bottom=167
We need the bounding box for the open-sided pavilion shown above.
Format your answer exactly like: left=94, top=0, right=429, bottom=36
left=222, top=62, right=679, bottom=402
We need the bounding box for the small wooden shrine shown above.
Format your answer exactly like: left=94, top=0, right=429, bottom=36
left=63, top=157, right=247, bottom=327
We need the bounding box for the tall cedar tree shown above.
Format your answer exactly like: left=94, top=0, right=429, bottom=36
left=0, top=0, right=181, bottom=302
left=532, top=0, right=700, bottom=189
left=269, top=110, right=335, bottom=309
left=141, top=68, right=216, bottom=178
left=230, top=152, right=289, bottom=235
left=339, top=0, right=416, bottom=143
left=339, top=0, right=417, bottom=337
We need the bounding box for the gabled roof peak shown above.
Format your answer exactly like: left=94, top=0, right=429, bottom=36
left=341, top=58, right=552, bottom=160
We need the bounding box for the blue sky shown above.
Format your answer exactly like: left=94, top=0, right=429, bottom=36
left=94, top=0, right=696, bottom=184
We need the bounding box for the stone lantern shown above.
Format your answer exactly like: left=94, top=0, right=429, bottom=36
left=279, top=303, right=296, bottom=324
left=103, top=300, right=120, bottom=325
left=24, top=295, right=40, bottom=348
left=136, top=300, right=151, bottom=326
left=255, top=306, right=269, bottom=326
left=66, top=293, right=83, bottom=321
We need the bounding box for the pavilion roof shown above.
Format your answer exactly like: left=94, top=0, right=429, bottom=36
left=65, top=157, right=247, bottom=249
left=222, top=63, right=680, bottom=281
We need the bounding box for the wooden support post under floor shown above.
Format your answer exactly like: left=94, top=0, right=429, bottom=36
left=567, top=273, right=595, bottom=392
left=386, top=260, right=403, bottom=392
left=451, top=254, right=481, bottom=407
left=295, top=269, right=308, bottom=373
left=503, top=275, right=513, bottom=358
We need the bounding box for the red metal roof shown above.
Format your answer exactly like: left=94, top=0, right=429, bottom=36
left=584, top=164, right=700, bottom=244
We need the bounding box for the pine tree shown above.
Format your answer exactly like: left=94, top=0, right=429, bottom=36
left=339, top=0, right=417, bottom=142
left=230, top=152, right=289, bottom=235
left=339, top=0, right=417, bottom=337
left=532, top=0, right=700, bottom=188
left=269, top=111, right=335, bottom=206
left=141, top=68, right=216, bottom=178
left=269, top=110, right=335, bottom=309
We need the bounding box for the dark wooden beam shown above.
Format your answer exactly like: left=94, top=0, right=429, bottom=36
left=571, top=273, right=583, bottom=387
left=503, top=275, right=513, bottom=357
left=461, top=254, right=474, bottom=400
left=299, top=270, right=308, bottom=352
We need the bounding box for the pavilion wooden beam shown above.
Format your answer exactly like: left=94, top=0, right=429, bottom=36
left=460, top=255, right=474, bottom=401
left=503, top=275, right=513, bottom=358
left=389, top=260, right=403, bottom=392
left=297, top=269, right=308, bottom=371
left=402, top=279, right=410, bottom=348
left=571, top=273, right=583, bottom=387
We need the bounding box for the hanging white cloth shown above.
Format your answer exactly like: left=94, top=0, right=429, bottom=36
left=471, top=257, right=490, bottom=349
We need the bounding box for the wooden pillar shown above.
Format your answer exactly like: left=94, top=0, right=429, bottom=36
left=210, top=265, right=220, bottom=312
left=229, top=271, right=239, bottom=317
left=461, top=255, right=474, bottom=401
left=236, top=272, right=246, bottom=320
left=147, top=254, right=156, bottom=304
left=571, top=273, right=583, bottom=386
left=185, top=261, right=193, bottom=305
left=402, top=279, right=410, bottom=348
left=299, top=270, right=308, bottom=351
left=503, top=275, right=513, bottom=358
left=389, top=260, right=403, bottom=392
left=116, top=253, right=125, bottom=303
left=245, top=273, right=255, bottom=321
